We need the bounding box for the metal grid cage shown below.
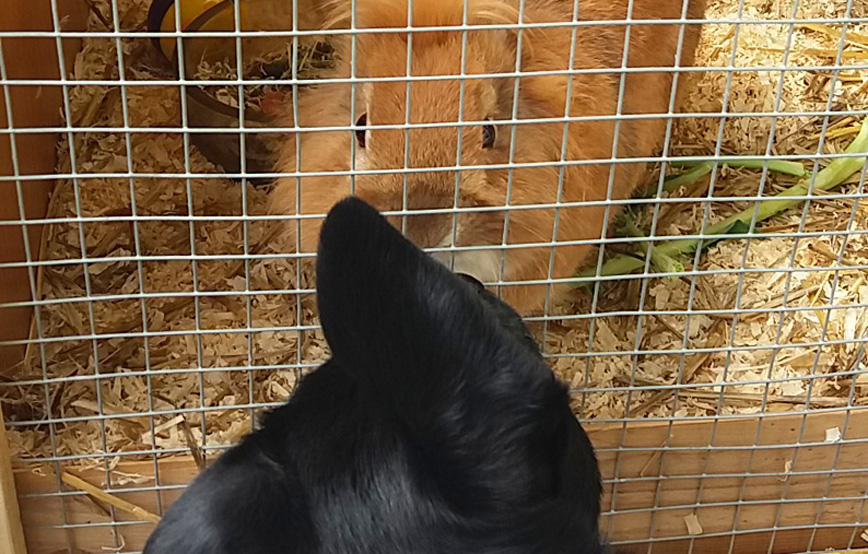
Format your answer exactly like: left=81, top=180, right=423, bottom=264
left=0, top=0, right=866, bottom=552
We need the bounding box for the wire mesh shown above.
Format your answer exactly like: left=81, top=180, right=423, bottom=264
left=1, top=0, right=867, bottom=552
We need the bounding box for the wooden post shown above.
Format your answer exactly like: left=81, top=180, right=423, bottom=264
left=0, top=407, right=27, bottom=554
left=0, top=0, right=87, bottom=373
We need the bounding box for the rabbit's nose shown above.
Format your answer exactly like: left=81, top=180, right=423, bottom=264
left=430, top=248, right=503, bottom=286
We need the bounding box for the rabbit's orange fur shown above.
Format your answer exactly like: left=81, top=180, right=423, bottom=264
left=270, top=0, right=705, bottom=315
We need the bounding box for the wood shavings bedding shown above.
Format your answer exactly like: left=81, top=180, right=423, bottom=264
left=193, top=40, right=334, bottom=114
left=1, top=0, right=866, bottom=464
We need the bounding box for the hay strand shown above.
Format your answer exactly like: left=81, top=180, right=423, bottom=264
left=60, top=472, right=161, bottom=524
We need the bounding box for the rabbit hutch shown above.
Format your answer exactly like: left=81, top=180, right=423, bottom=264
left=1, top=0, right=867, bottom=551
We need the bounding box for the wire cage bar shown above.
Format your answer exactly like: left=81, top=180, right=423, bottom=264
left=0, top=0, right=867, bottom=552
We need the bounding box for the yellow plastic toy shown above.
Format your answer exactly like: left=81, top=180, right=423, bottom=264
left=149, top=0, right=253, bottom=60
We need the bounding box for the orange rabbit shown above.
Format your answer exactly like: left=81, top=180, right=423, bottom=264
left=269, top=0, right=705, bottom=315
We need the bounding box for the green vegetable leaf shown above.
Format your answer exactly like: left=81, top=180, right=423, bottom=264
left=700, top=220, right=752, bottom=252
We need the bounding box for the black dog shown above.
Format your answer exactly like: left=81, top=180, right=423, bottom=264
left=143, top=197, right=604, bottom=554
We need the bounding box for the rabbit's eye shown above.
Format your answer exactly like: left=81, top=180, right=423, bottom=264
left=482, top=123, right=495, bottom=149
left=355, top=114, right=367, bottom=148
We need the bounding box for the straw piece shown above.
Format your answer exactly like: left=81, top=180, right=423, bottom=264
left=684, top=514, right=703, bottom=536
left=60, top=472, right=161, bottom=524
left=796, top=23, right=868, bottom=47
left=140, top=415, right=185, bottom=444
left=751, top=46, right=868, bottom=60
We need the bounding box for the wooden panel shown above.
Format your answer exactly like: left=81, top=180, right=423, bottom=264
left=0, top=0, right=87, bottom=373
left=595, top=408, right=868, bottom=554
left=12, top=409, right=868, bottom=554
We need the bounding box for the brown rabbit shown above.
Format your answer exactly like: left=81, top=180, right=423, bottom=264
left=269, top=0, right=705, bottom=315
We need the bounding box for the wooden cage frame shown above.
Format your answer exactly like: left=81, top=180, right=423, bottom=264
left=1, top=0, right=866, bottom=552
left=2, top=408, right=867, bottom=553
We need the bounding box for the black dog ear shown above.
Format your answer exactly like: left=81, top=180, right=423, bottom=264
left=315, top=197, right=570, bottom=512
left=315, top=197, right=491, bottom=384
left=315, top=197, right=559, bottom=436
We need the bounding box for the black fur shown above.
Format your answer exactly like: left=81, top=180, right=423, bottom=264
left=143, top=197, right=604, bottom=554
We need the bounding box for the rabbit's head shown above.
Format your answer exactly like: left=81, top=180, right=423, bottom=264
left=321, top=0, right=533, bottom=283
left=275, top=0, right=706, bottom=314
